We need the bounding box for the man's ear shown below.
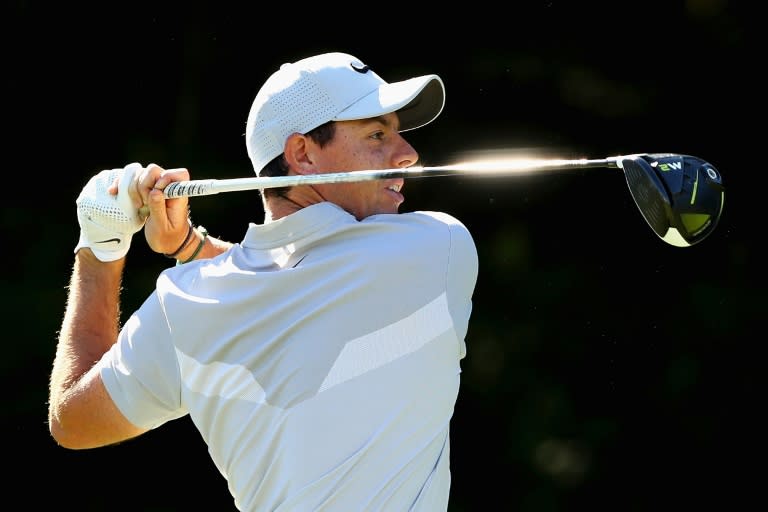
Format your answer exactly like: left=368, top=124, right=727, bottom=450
left=283, top=133, right=315, bottom=175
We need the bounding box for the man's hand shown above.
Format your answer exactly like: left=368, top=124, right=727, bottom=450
left=133, top=164, right=192, bottom=256
left=74, top=163, right=146, bottom=262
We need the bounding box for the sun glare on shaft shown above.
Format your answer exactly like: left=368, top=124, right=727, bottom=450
left=443, top=149, right=591, bottom=175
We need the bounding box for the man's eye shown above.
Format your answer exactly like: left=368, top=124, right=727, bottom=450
left=370, top=131, right=384, bottom=140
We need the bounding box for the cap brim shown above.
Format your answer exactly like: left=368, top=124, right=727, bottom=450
left=333, top=75, right=445, bottom=132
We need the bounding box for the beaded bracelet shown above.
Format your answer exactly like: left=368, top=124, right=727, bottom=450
left=164, top=221, right=194, bottom=259
left=178, top=226, right=208, bottom=265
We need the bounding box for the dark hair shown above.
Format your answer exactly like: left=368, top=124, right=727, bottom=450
left=259, top=121, right=336, bottom=199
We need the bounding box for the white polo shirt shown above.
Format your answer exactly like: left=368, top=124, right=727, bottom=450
left=99, top=202, right=479, bottom=511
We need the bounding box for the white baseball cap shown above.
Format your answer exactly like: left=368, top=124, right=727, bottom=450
left=245, top=52, right=445, bottom=175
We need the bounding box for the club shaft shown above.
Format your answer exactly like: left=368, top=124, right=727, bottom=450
left=162, top=157, right=622, bottom=198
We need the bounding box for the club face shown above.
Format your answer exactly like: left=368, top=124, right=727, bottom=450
left=617, top=154, right=725, bottom=247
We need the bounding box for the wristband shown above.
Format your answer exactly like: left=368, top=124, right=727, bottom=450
left=164, top=221, right=194, bottom=259
left=178, top=226, right=208, bottom=265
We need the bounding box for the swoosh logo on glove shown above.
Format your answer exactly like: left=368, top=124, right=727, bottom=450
left=96, top=238, right=122, bottom=244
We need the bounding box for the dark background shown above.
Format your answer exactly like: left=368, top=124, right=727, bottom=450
left=4, top=1, right=761, bottom=510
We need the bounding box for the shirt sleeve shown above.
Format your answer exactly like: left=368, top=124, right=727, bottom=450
left=98, top=289, right=187, bottom=430
left=445, top=218, right=479, bottom=358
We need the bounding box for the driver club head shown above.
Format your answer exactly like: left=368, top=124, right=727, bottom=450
left=616, top=153, right=725, bottom=247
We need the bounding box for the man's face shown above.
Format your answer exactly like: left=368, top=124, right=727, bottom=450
left=308, top=113, right=418, bottom=220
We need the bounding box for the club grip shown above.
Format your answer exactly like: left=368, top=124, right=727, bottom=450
left=163, top=180, right=218, bottom=198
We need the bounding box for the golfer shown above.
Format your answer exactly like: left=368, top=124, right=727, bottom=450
left=48, top=51, right=479, bottom=511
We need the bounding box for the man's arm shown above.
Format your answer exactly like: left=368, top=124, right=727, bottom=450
left=48, top=249, right=147, bottom=449
left=48, top=163, right=231, bottom=450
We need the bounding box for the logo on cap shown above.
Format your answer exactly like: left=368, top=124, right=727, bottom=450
left=351, top=63, right=370, bottom=74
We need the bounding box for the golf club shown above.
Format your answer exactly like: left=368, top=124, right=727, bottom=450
left=143, top=153, right=725, bottom=247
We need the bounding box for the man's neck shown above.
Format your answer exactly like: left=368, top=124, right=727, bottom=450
left=264, top=194, right=313, bottom=222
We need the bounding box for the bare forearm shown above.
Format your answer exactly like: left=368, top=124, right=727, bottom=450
left=49, top=249, right=124, bottom=423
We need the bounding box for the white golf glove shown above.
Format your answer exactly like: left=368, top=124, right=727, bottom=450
left=74, top=162, right=146, bottom=262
